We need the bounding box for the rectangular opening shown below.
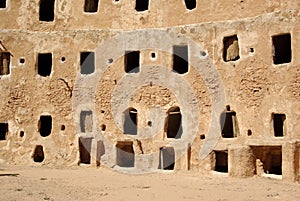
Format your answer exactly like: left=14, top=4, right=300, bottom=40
left=251, top=146, right=282, bottom=175
left=80, top=52, right=95, bottom=75
left=79, top=137, right=93, bottom=164
left=0, top=1, right=6, bottom=9
left=297, top=147, right=300, bottom=181
left=221, top=111, right=237, bottom=138
left=272, top=113, right=286, bottom=137
left=0, top=52, right=10, bottom=75
left=272, top=33, right=291, bottom=65
left=39, top=0, right=55, bottom=22
left=80, top=111, right=93, bottom=133
left=38, top=115, right=52, bottom=137
left=37, top=53, right=52, bottom=77
left=214, top=151, right=228, bottom=173
left=33, top=145, right=44, bottom=163
left=166, top=107, right=182, bottom=139
left=116, top=141, right=135, bottom=167
left=173, top=45, right=188, bottom=74
left=96, top=140, right=105, bottom=166
left=159, top=147, right=175, bottom=170
left=187, top=144, right=191, bottom=170
left=135, top=0, right=149, bottom=12
left=84, top=0, right=99, bottom=13
left=0, top=123, right=8, bottom=140
left=124, top=51, right=140, bottom=73
left=124, top=108, right=137, bottom=135
left=184, top=0, right=196, bottom=10
left=223, top=35, right=240, bottom=62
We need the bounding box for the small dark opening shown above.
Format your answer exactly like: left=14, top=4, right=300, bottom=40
left=80, top=52, right=95, bottom=75
left=84, top=0, right=99, bottom=12
left=116, top=141, right=135, bottom=167
left=38, top=115, right=52, bottom=137
left=20, top=131, right=25, bottom=137
left=223, top=35, right=240, bottom=62
left=0, top=52, right=10, bottom=75
left=147, top=121, right=152, bottom=127
left=173, top=45, right=188, bottom=74
left=108, top=58, right=113, bottom=63
left=125, top=51, right=140, bottom=73
left=37, top=53, right=52, bottom=77
left=0, top=0, right=6, bottom=8
left=184, top=0, right=196, bottom=10
left=166, top=107, right=183, bottom=139
left=250, top=48, right=254, bottom=53
left=0, top=123, right=8, bottom=140
left=215, top=151, right=228, bottom=173
left=61, top=57, right=66, bottom=62
left=100, top=124, right=106, bottom=131
left=151, top=52, right=156, bottom=58
left=200, top=134, right=205, bottom=140
left=80, top=111, right=93, bottom=133
left=124, top=108, right=137, bottom=135
left=79, top=137, right=93, bottom=164
left=200, top=51, right=206, bottom=56
left=33, top=145, right=44, bottom=163
left=96, top=140, right=105, bottom=167
left=272, top=113, right=286, bottom=137
left=61, top=125, right=65, bottom=131
left=247, top=129, right=252, bottom=136
left=159, top=147, right=175, bottom=170
left=39, top=0, right=55, bottom=22
left=272, top=33, right=291, bottom=65
left=19, top=58, right=25, bottom=64
left=135, top=0, right=149, bottom=12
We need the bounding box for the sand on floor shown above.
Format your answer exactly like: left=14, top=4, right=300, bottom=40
left=0, top=164, right=299, bottom=201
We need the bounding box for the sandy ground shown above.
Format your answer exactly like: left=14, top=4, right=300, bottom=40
left=0, top=164, right=299, bottom=201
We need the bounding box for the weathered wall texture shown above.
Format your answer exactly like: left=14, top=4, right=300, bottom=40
left=0, top=0, right=299, bottom=181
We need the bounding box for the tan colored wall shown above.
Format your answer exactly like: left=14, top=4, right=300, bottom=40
left=0, top=1, right=299, bottom=180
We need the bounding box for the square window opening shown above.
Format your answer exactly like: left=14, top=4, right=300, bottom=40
left=38, top=115, right=52, bottom=137
left=223, top=35, right=240, bottom=62
left=135, top=0, right=149, bottom=12
left=125, top=51, right=140, bottom=73
left=80, top=111, right=93, bottom=133
left=0, top=1, right=7, bottom=8
left=173, top=45, right=189, bottom=74
left=39, top=0, right=55, bottom=22
left=0, top=52, right=10, bottom=75
left=272, top=113, right=286, bottom=137
left=84, top=0, right=99, bottom=13
left=184, top=0, right=196, bottom=10
left=272, top=33, right=291, bottom=65
left=0, top=123, right=8, bottom=140
left=37, top=53, right=52, bottom=77
left=80, top=52, right=95, bottom=75
left=124, top=108, right=138, bottom=135
left=166, top=107, right=182, bottom=139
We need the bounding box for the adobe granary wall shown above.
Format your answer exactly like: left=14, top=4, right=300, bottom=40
left=0, top=1, right=299, bottom=182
